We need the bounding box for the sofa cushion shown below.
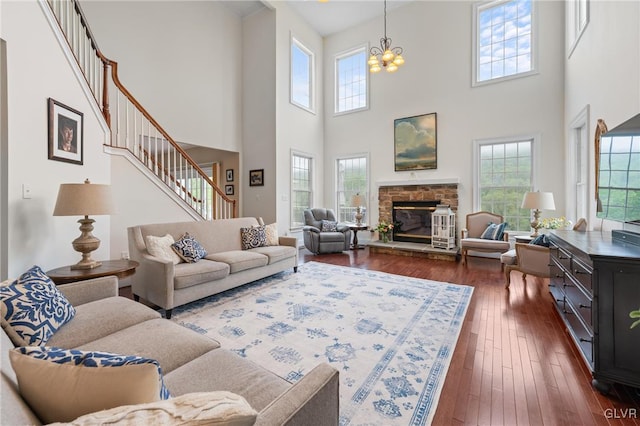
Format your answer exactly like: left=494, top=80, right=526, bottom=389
left=480, top=222, right=507, bottom=240
left=240, top=226, right=267, bottom=250
left=165, top=349, right=290, bottom=412
left=47, top=296, right=161, bottom=349
left=249, top=245, right=297, bottom=265
left=172, top=233, right=208, bottom=263
left=174, top=260, right=230, bottom=290
left=321, top=220, right=338, bottom=232
left=0, top=265, right=75, bottom=346
left=318, top=232, right=347, bottom=243
left=206, top=251, right=269, bottom=274
left=264, top=222, right=279, bottom=246
left=10, top=346, right=169, bottom=424
left=500, top=249, right=517, bottom=266
left=47, top=391, right=258, bottom=426
left=145, top=234, right=182, bottom=265
left=75, top=319, right=220, bottom=374
left=461, top=237, right=510, bottom=251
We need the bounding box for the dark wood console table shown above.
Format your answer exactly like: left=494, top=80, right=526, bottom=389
left=548, top=230, right=640, bottom=393
left=47, top=260, right=139, bottom=285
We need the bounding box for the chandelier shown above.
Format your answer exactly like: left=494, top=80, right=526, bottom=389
left=368, top=0, right=405, bottom=73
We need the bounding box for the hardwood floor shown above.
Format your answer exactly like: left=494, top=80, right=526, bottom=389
left=297, top=248, right=640, bottom=425
left=121, top=248, right=640, bottom=425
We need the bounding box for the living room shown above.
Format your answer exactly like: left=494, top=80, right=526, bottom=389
left=1, top=0, right=639, bottom=424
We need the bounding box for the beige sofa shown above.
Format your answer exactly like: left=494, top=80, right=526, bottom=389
left=1, top=276, right=339, bottom=425
left=128, top=217, right=298, bottom=319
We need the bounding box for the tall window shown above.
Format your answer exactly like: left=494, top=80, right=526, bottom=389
left=336, top=155, right=368, bottom=223
left=291, top=36, right=314, bottom=112
left=476, top=137, right=534, bottom=232
left=567, top=0, right=589, bottom=57
left=474, top=0, right=535, bottom=85
left=598, top=133, right=640, bottom=222
left=335, top=46, right=368, bottom=114
left=291, top=152, right=313, bottom=228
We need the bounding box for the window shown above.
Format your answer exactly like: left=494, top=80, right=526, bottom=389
left=473, top=0, right=535, bottom=85
left=598, top=133, right=640, bottom=222
left=336, top=155, right=368, bottom=223
left=290, top=36, right=314, bottom=112
left=475, top=137, right=534, bottom=232
left=291, top=152, right=313, bottom=228
left=567, top=0, right=589, bottom=57
left=335, top=46, right=368, bottom=114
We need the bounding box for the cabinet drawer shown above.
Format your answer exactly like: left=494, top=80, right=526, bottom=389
left=551, top=245, right=572, bottom=272
left=549, top=261, right=564, bottom=302
left=570, top=258, right=593, bottom=293
left=563, top=300, right=594, bottom=367
left=563, top=277, right=592, bottom=328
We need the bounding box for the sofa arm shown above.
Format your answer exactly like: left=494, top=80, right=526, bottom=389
left=303, top=225, right=320, bottom=234
left=279, top=236, right=298, bottom=248
left=461, top=228, right=469, bottom=239
left=57, top=276, right=118, bottom=306
left=131, top=254, right=175, bottom=310
left=255, top=363, right=339, bottom=426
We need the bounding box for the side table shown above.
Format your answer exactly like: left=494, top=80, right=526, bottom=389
left=348, top=224, right=369, bottom=250
left=46, top=260, right=139, bottom=285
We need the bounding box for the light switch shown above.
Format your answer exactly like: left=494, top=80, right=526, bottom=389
left=22, top=184, right=32, bottom=199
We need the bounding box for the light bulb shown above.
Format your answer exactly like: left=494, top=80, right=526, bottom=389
left=367, top=55, right=379, bottom=66
left=393, top=55, right=404, bottom=66
left=382, top=49, right=395, bottom=62
left=386, top=62, right=398, bottom=72
left=370, top=64, right=381, bottom=73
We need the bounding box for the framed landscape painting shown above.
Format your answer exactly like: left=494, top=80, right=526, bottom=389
left=394, top=112, right=437, bottom=171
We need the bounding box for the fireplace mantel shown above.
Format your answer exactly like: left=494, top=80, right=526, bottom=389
left=376, top=177, right=460, bottom=187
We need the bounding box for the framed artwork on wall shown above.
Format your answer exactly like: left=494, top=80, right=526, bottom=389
left=249, top=169, right=264, bottom=186
left=225, top=185, right=234, bottom=195
left=48, top=98, right=83, bottom=165
left=226, top=169, right=234, bottom=182
left=394, top=112, right=437, bottom=171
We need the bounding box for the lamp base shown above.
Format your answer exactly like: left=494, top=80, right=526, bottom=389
left=70, top=217, right=102, bottom=270
left=70, top=259, right=102, bottom=270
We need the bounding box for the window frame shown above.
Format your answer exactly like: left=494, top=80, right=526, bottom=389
left=334, top=45, right=369, bottom=116
left=290, top=34, right=315, bottom=113
left=473, top=134, right=540, bottom=233
left=335, top=153, right=370, bottom=224
left=567, top=0, right=589, bottom=58
left=472, top=0, right=538, bottom=87
left=290, top=150, right=314, bottom=230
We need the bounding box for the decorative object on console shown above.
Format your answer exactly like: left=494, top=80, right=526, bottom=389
left=431, top=204, right=456, bottom=249
left=521, top=191, right=555, bottom=237
left=394, top=112, right=437, bottom=171
left=53, top=179, right=114, bottom=270
left=368, top=0, right=405, bottom=73
left=352, top=193, right=364, bottom=225
left=48, top=98, right=83, bottom=165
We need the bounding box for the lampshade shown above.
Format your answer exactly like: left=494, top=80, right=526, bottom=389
left=53, top=179, right=114, bottom=216
left=521, top=191, right=555, bottom=210
left=352, top=193, right=363, bottom=207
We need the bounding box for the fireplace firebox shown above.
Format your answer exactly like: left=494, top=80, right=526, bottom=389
left=392, top=201, right=440, bottom=244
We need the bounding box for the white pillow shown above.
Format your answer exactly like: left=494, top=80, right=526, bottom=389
left=145, top=234, right=182, bottom=264
left=264, top=223, right=279, bottom=246
left=48, top=391, right=258, bottom=426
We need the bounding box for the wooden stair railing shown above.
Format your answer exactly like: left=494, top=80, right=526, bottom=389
left=44, top=0, right=236, bottom=220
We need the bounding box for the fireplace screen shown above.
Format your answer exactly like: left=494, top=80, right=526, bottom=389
left=392, top=201, right=439, bottom=243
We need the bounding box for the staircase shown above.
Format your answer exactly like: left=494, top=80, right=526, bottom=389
left=43, top=0, right=236, bottom=220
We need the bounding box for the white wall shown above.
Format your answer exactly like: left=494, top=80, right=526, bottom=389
left=323, top=1, right=566, bottom=229
left=1, top=1, right=111, bottom=277
left=81, top=1, right=243, bottom=152
left=564, top=0, right=640, bottom=231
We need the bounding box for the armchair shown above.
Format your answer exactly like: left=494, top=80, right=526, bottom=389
left=302, top=208, right=352, bottom=254
left=460, top=211, right=510, bottom=269
left=503, top=243, right=551, bottom=288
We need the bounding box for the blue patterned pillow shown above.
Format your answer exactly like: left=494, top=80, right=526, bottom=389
left=530, top=234, right=550, bottom=247
left=480, top=222, right=507, bottom=240
left=171, top=232, right=207, bottom=263
left=0, top=265, right=75, bottom=346
left=321, top=220, right=338, bottom=232
left=240, top=226, right=267, bottom=250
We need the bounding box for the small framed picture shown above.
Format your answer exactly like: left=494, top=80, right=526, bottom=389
left=249, top=169, right=264, bottom=187
left=225, top=184, right=234, bottom=195
left=226, top=169, right=234, bottom=182
left=48, top=98, right=83, bottom=165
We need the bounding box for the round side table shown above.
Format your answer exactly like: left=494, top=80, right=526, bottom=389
left=348, top=224, right=369, bottom=250
left=46, top=260, right=139, bottom=285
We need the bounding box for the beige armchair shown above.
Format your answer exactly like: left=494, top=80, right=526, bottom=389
left=503, top=243, right=551, bottom=288
left=460, top=211, right=510, bottom=268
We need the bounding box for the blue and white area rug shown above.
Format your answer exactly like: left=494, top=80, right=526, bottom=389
left=171, top=261, right=473, bottom=425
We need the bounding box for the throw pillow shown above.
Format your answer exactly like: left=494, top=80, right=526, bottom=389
left=240, top=226, right=267, bottom=250
left=530, top=234, right=550, bottom=247
left=0, top=265, right=76, bottom=346
left=145, top=234, right=182, bottom=265
left=172, top=232, right=207, bottom=263
left=321, top=220, right=338, bottom=232
left=46, top=391, right=258, bottom=426
left=10, top=346, right=170, bottom=424
left=480, top=222, right=507, bottom=240
left=264, top=223, right=279, bottom=246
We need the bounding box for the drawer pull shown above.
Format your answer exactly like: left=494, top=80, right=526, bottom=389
left=579, top=337, right=592, bottom=343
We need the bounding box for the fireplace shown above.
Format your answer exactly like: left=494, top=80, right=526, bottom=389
left=392, top=201, right=440, bottom=244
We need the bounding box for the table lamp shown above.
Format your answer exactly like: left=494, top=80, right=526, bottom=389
left=53, top=179, right=114, bottom=269
left=521, top=191, right=555, bottom=237
left=352, top=193, right=363, bottom=225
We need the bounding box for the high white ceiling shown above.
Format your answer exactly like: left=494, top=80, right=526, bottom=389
left=221, top=0, right=412, bottom=37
